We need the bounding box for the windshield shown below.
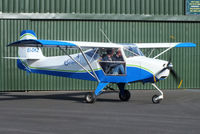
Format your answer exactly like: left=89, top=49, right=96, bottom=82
left=123, top=44, right=144, bottom=57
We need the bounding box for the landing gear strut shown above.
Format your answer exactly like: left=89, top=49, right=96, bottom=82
left=152, top=83, right=163, bottom=104
left=117, top=83, right=131, bottom=101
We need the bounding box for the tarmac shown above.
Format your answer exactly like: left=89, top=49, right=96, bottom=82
left=0, top=89, right=200, bottom=134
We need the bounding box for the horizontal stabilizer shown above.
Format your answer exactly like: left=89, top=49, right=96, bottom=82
left=3, top=57, right=41, bottom=60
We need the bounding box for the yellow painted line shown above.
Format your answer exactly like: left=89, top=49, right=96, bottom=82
left=178, top=80, right=183, bottom=88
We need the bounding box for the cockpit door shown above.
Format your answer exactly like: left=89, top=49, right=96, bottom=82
left=98, top=48, right=126, bottom=76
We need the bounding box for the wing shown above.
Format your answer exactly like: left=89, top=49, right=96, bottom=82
left=8, top=39, right=196, bottom=49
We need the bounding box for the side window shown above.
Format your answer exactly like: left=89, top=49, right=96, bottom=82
left=98, top=48, right=126, bottom=76
left=84, top=48, right=99, bottom=62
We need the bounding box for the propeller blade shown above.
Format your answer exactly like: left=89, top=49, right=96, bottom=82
left=170, top=69, right=180, bottom=84
left=167, top=52, right=172, bottom=66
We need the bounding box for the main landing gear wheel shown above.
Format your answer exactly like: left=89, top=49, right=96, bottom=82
left=119, top=90, right=131, bottom=101
left=152, top=95, right=161, bottom=104
left=85, top=92, right=96, bottom=103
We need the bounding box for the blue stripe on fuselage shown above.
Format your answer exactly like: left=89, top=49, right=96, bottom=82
left=17, top=59, right=155, bottom=83
left=17, top=59, right=26, bottom=71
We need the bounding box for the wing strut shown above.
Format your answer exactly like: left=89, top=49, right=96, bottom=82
left=153, top=46, right=174, bottom=59
left=78, top=46, right=100, bottom=82
left=59, top=47, right=100, bottom=82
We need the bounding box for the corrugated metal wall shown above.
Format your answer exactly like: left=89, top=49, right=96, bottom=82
left=1, top=0, right=184, bottom=15
left=0, top=0, right=199, bottom=91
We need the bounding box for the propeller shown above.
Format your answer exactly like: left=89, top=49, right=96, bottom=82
left=156, top=57, right=181, bottom=85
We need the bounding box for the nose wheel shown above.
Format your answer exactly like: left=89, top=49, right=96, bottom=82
left=152, top=94, right=162, bottom=104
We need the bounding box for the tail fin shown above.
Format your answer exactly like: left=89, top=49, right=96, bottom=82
left=19, top=30, right=44, bottom=59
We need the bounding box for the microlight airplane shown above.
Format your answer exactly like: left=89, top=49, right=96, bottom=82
left=7, top=30, right=196, bottom=103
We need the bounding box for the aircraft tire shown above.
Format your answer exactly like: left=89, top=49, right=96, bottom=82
left=119, top=90, right=131, bottom=101
left=152, top=95, right=161, bottom=104
left=85, top=92, right=96, bottom=103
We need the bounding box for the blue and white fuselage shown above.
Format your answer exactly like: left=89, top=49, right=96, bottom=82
left=17, top=51, right=169, bottom=83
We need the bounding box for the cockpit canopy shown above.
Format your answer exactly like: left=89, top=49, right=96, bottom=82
left=84, top=44, right=144, bottom=60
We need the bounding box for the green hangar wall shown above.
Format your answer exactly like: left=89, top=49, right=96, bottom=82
left=0, top=0, right=199, bottom=91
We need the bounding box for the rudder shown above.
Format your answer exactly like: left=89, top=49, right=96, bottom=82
left=19, top=30, right=44, bottom=59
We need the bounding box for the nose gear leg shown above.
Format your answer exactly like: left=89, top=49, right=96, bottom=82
left=117, top=83, right=126, bottom=96
left=152, top=83, right=163, bottom=104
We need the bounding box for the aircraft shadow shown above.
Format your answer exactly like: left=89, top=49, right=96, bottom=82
left=0, top=91, right=121, bottom=103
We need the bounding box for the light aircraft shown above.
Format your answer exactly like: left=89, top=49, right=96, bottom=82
left=6, top=30, right=196, bottom=103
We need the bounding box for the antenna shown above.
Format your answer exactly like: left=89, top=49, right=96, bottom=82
left=100, top=28, right=111, bottom=43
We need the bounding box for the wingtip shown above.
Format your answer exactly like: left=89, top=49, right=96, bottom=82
left=176, top=43, right=196, bottom=48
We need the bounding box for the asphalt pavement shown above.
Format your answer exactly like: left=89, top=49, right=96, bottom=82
left=0, top=89, right=200, bottom=134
